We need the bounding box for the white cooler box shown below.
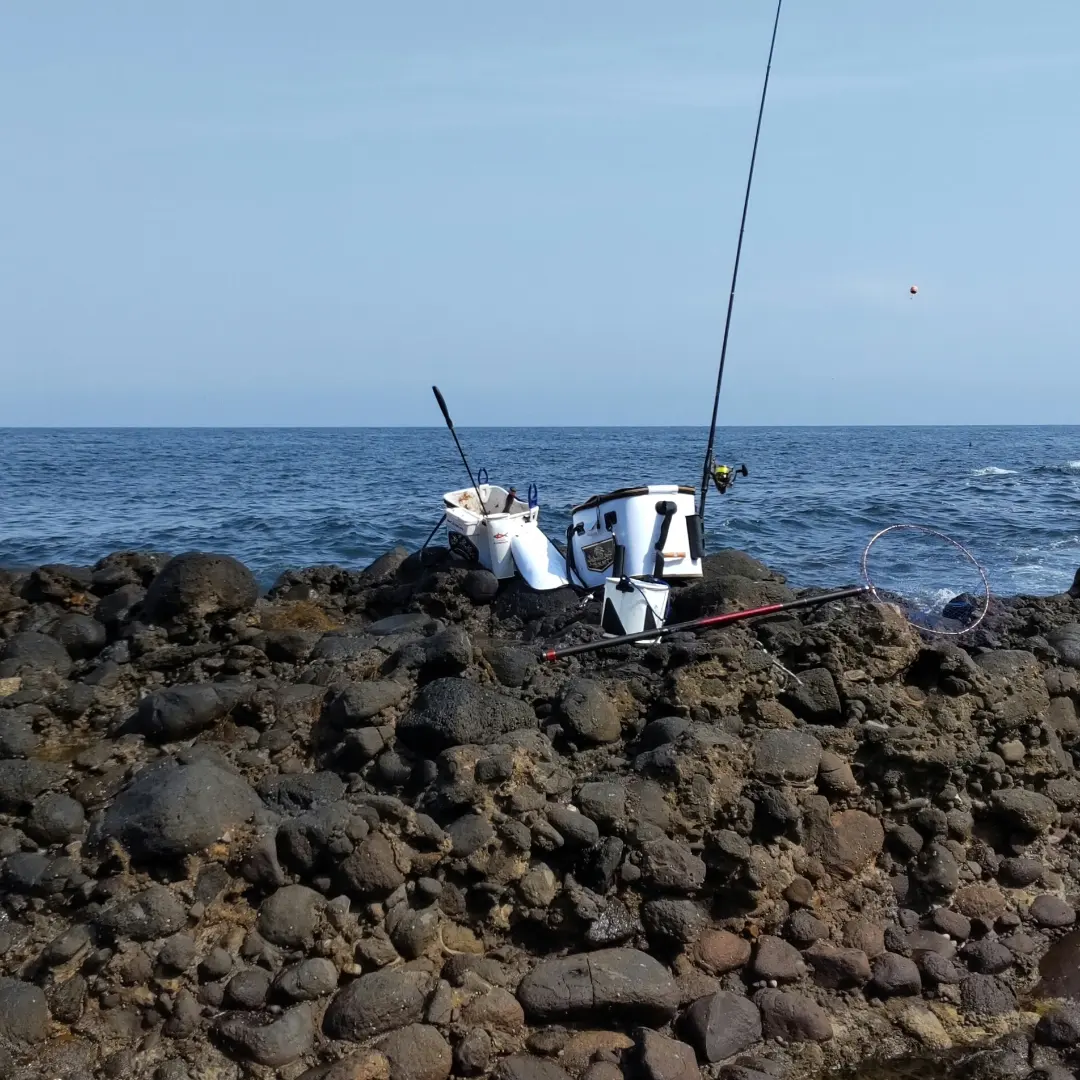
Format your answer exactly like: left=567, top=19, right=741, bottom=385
left=567, top=485, right=703, bottom=589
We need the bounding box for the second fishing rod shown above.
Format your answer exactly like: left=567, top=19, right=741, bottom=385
left=696, top=0, right=784, bottom=545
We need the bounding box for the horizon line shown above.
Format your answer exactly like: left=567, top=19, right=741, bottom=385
left=1, top=422, right=1078, bottom=431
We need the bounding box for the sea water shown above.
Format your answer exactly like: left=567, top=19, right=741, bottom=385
left=2, top=426, right=1077, bottom=596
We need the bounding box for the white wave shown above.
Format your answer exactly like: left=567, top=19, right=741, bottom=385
left=971, top=466, right=1017, bottom=477
left=1066, top=460, right=1080, bottom=472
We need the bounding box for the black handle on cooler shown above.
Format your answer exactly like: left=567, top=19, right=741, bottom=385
left=653, top=501, right=678, bottom=578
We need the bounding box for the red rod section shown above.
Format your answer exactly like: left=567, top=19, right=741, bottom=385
left=542, top=585, right=870, bottom=662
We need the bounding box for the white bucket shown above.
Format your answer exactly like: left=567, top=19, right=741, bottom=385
left=443, top=484, right=542, bottom=581
left=600, top=577, right=671, bottom=644
left=568, top=485, right=703, bottom=589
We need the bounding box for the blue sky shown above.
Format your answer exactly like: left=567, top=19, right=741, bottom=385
left=2, top=2, right=1078, bottom=426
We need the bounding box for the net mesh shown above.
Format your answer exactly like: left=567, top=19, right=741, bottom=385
left=860, top=524, right=990, bottom=636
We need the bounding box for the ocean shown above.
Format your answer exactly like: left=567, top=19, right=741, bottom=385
left=1, top=426, right=1077, bottom=599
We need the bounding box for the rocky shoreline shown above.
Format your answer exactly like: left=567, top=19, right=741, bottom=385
left=2, top=545, right=1080, bottom=1080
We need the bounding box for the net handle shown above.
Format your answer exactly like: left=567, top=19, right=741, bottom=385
left=860, top=523, right=991, bottom=636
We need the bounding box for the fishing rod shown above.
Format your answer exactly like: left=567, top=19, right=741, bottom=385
left=697, top=0, right=784, bottom=536
left=542, top=584, right=869, bottom=662
left=432, top=386, right=487, bottom=517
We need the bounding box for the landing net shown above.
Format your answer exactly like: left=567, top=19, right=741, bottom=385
left=860, top=524, right=990, bottom=636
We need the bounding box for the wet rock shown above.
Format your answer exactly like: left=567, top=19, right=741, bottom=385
left=133, top=683, right=232, bottom=742
left=375, top=1023, right=452, bottom=1080
left=639, top=838, right=706, bottom=893
left=755, top=989, right=832, bottom=1043
left=560, top=679, right=622, bottom=745
left=323, top=967, right=435, bottom=1040
left=0, top=631, right=73, bottom=677
left=869, top=953, right=921, bottom=997
left=693, top=930, right=751, bottom=976
left=25, top=792, right=85, bottom=844
left=680, top=991, right=762, bottom=1063
left=96, top=885, right=187, bottom=942
left=517, top=948, right=680, bottom=1025
left=397, top=679, right=536, bottom=751
left=1030, top=895, right=1076, bottom=929
left=750, top=936, right=804, bottom=984
left=144, top=552, right=258, bottom=622
left=98, top=756, right=261, bottom=861
left=805, top=945, right=871, bottom=990
left=752, top=730, right=822, bottom=785
left=960, top=974, right=1017, bottom=1017
left=635, top=1030, right=701, bottom=1080
left=200, top=946, right=235, bottom=981
left=991, top=788, right=1059, bottom=834
left=1035, top=1005, right=1080, bottom=1048
left=214, top=1003, right=315, bottom=1067
left=0, top=977, right=49, bottom=1043
left=258, top=885, right=323, bottom=949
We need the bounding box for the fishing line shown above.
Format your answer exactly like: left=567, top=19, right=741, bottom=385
left=697, top=0, right=784, bottom=535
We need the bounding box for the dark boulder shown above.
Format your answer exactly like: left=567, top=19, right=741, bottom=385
left=143, top=552, right=258, bottom=622
left=0, top=759, right=67, bottom=812
left=397, top=678, right=536, bottom=751
left=323, top=968, right=436, bottom=1040
left=0, top=976, right=50, bottom=1043
left=517, top=948, right=679, bottom=1025
left=95, top=584, right=146, bottom=628
left=0, top=631, right=73, bottom=677
left=49, top=613, right=107, bottom=658
left=97, top=757, right=261, bottom=861
left=132, top=683, right=233, bottom=742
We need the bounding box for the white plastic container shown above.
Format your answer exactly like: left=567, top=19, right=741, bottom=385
left=600, top=577, right=671, bottom=643
left=567, top=485, right=703, bottom=589
left=443, top=485, right=539, bottom=581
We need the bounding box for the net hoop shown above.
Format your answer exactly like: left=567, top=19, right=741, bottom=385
left=860, top=523, right=990, bottom=636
